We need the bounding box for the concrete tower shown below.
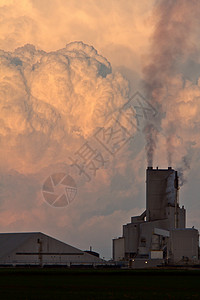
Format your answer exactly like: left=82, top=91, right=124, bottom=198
left=146, top=167, right=180, bottom=226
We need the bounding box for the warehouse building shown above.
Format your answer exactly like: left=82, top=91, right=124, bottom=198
left=113, top=167, right=200, bottom=268
left=0, top=232, right=104, bottom=267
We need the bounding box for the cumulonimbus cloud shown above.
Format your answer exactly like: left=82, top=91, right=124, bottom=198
left=0, top=41, right=129, bottom=174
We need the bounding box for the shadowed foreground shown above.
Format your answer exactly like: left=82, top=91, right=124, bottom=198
left=0, top=268, right=200, bottom=299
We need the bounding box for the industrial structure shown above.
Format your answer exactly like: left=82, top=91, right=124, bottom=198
left=113, top=167, right=200, bottom=268
left=0, top=232, right=104, bottom=267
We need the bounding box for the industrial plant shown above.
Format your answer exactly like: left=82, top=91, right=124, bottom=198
left=0, top=167, right=199, bottom=269
left=113, top=167, right=200, bottom=268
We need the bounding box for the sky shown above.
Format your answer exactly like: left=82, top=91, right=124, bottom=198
left=0, top=0, right=200, bottom=259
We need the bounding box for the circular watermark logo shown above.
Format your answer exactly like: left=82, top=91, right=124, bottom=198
left=42, top=173, right=77, bottom=207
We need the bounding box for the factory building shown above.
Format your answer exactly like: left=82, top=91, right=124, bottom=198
left=0, top=232, right=104, bottom=267
left=113, top=167, right=199, bottom=268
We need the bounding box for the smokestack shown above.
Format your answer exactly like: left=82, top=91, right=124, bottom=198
left=147, top=166, right=153, bottom=170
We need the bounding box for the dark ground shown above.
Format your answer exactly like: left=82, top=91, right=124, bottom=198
left=0, top=268, right=200, bottom=299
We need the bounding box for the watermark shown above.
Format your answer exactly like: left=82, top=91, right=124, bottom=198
left=42, top=91, right=157, bottom=207
left=42, top=173, right=77, bottom=207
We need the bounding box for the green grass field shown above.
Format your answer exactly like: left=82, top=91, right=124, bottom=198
left=0, top=268, right=200, bottom=299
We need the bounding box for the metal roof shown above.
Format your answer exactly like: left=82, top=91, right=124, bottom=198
left=0, top=232, right=39, bottom=259
left=0, top=232, right=104, bottom=262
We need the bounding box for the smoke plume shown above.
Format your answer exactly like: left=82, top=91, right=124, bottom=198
left=143, top=124, right=158, bottom=167
left=143, top=0, right=200, bottom=169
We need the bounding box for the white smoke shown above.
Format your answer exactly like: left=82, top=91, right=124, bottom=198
left=166, top=172, right=176, bottom=205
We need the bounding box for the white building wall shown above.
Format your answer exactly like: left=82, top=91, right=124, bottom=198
left=113, top=237, right=125, bottom=261
left=169, top=229, right=199, bottom=264
left=123, top=223, right=139, bottom=255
